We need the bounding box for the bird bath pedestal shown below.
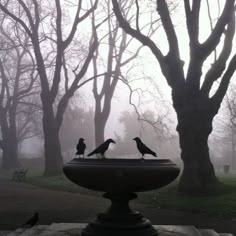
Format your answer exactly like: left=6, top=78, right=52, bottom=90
left=63, top=158, right=180, bottom=236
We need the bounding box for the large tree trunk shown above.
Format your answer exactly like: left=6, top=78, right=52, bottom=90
left=0, top=113, right=19, bottom=169
left=1, top=143, right=19, bottom=169
left=1, top=130, right=19, bottom=169
left=94, top=113, right=106, bottom=147
left=176, top=106, right=219, bottom=194
left=94, top=95, right=112, bottom=147
left=42, top=103, right=63, bottom=176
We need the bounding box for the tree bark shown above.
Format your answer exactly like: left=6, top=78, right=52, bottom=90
left=94, top=112, right=106, bottom=146
left=94, top=96, right=109, bottom=146
left=175, top=98, right=219, bottom=194
left=0, top=115, right=19, bottom=169
left=1, top=141, right=19, bottom=169
left=42, top=102, right=63, bottom=176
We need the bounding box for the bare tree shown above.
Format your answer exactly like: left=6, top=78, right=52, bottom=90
left=222, top=87, right=236, bottom=169
left=112, top=0, right=236, bottom=194
left=0, top=15, right=37, bottom=169
left=91, top=0, right=163, bottom=146
left=16, top=94, right=42, bottom=145
left=59, top=104, right=94, bottom=159
left=0, top=0, right=98, bottom=175
left=119, top=75, right=174, bottom=140
left=112, top=109, right=175, bottom=157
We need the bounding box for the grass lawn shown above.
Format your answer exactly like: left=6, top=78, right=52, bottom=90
left=20, top=169, right=236, bottom=219
left=138, top=175, right=236, bottom=219
left=26, top=169, right=100, bottom=196
left=2, top=167, right=235, bottom=219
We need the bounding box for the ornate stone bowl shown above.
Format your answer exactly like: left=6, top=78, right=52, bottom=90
left=63, top=158, right=180, bottom=236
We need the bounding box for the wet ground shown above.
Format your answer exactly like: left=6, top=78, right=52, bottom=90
left=0, top=177, right=235, bottom=234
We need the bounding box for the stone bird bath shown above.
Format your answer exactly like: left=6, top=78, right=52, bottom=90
left=63, top=158, right=180, bottom=236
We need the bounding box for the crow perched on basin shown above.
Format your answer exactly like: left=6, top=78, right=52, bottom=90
left=75, top=138, right=86, bottom=158
left=133, top=137, right=157, bottom=159
left=21, top=212, right=39, bottom=228
left=87, top=139, right=115, bottom=158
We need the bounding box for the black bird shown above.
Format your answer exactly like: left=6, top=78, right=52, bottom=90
left=75, top=138, right=86, bottom=158
left=87, top=139, right=115, bottom=158
left=133, top=137, right=157, bottom=159
left=21, top=212, right=39, bottom=228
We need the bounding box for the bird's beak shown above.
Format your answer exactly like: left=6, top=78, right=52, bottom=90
left=112, top=140, right=116, bottom=143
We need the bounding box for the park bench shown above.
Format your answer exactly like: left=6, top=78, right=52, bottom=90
left=12, top=169, right=28, bottom=182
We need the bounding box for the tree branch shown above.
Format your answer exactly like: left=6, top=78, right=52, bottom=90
left=156, top=0, right=180, bottom=59
left=111, top=0, right=167, bottom=74
left=200, top=0, right=235, bottom=60
left=63, top=0, right=98, bottom=49
left=55, top=34, right=98, bottom=130
left=212, top=54, right=236, bottom=108
left=135, top=0, right=140, bottom=31
left=112, top=0, right=184, bottom=88
left=0, top=3, right=32, bottom=37
left=201, top=13, right=235, bottom=97
left=118, top=75, right=172, bottom=139
left=18, top=0, right=35, bottom=29
left=31, top=0, right=40, bottom=29
left=184, top=0, right=200, bottom=48
left=206, top=0, right=216, bottom=61
left=49, top=0, right=63, bottom=103
left=0, top=59, right=7, bottom=105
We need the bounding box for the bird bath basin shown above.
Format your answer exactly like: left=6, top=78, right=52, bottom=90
left=63, top=158, right=180, bottom=236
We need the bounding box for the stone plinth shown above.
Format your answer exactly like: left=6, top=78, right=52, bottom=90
left=3, top=223, right=202, bottom=236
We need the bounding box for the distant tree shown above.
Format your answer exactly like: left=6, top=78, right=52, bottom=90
left=112, top=109, right=174, bottom=157
left=91, top=0, right=164, bottom=146
left=16, top=94, right=42, bottom=152
left=0, top=0, right=98, bottom=175
left=112, top=0, right=236, bottom=193
left=0, top=16, right=37, bottom=169
left=59, top=104, right=94, bottom=159
left=221, top=86, right=236, bottom=169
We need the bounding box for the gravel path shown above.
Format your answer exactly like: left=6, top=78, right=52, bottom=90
left=0, top=178, right=235, bottom=234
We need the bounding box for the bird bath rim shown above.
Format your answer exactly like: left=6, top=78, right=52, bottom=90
left=66, top=157, right=175, bottom=163
left=63, top=158, right=180, bottom=193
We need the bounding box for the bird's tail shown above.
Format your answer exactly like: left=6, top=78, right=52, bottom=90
left=21, top=212, right=39, bottom=228
left=152, top=152, right=157, bottom=157
left=87, top=152, right=93, bottom=157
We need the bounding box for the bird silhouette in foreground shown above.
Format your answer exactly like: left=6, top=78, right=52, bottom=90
left=21, top=212, right=39, bottom=228
left=133, top=137, right=157, bottom=159
left=75, top=138, right=86, bottom=158
left=87, top=139, right=116, bottom=159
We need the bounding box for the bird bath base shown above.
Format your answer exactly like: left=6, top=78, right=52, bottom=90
left=82, top=192, right=157, bottom=236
